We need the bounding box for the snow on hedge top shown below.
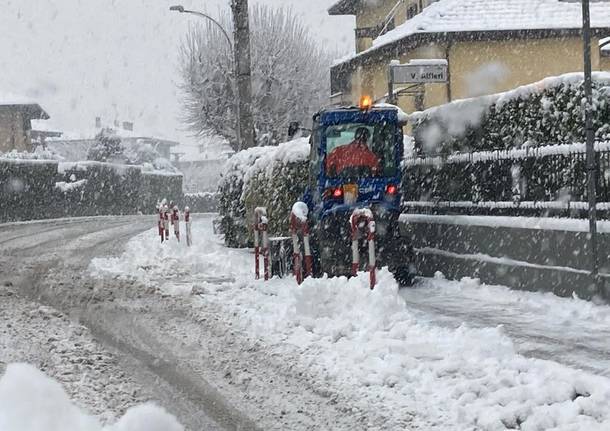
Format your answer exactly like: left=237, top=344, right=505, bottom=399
left=242, top=138, right=310, bottom=187
left=58, top=161, right=183, bottom=177
left=409, top=71, right=610, bottom=124
left=220, top=137, right=310, bottom=188
left=0, top=149, right=60, bottom=164
left=220, top=146, right=275, bottom=183
left=336, top=0, right=610, bottom=66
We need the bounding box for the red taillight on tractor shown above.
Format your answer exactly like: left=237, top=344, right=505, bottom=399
left=325, top=187, right=343, bottom=200
left=386, top=184, right=398, bottom=195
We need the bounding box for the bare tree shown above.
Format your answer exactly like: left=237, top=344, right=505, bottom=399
left=178, top=5, right=333, bottom=151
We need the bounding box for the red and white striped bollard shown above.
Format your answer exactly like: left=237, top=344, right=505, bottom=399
left=184, top=207, right=192, bottom=247
left=290, top=202, right=312, bottom=285
left=172, top=205, right=180, bottom=242
left=254, top=207, right=270, bottom=281
left=158, top=206, right=165, bottom=243
left=350, top=209, right=376, bottom=289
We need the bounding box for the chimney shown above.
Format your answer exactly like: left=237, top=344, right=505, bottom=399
left=95, top=117, right=101, bottom=128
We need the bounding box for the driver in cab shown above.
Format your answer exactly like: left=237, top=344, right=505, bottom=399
left=325, top=127, right=380, bottom=177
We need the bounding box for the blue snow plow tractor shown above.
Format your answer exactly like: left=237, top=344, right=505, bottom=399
left=297, top=99, right=416, bottom=285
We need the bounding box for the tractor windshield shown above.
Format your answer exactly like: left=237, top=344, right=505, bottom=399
left=324, top=122, right=397, bottom=179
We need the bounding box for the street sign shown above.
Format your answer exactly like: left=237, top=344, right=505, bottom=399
left=390, top=60, right=448, bottom=84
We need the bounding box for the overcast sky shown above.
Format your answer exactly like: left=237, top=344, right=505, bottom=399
left=0, top=0, right=353, bottom=145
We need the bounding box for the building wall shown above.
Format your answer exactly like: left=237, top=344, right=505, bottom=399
left=340, top=35, right=605, bottom=114
left=0, top=108, right=31, bottom=153
left=601, top=54, right=610, bottom=71
left=355, top=0, right=416, bottom=53
left=449, top=37, right=602, bottom=101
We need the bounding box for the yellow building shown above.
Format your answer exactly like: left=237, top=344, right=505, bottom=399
left=329, top=0, right=610, bottom=113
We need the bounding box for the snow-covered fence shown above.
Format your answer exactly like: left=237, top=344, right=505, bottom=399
left=403, top=142, right=610, bottom=219
left=403, top=73, right=610, bottom=300
left=410, top=72, right=610, bottom=156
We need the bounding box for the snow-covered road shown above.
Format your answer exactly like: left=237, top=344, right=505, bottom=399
left=2, top=214, right=610, bottom=430
left=91, top=214, right=610, bottom=431
left=0, top=216, right=231, bottom=431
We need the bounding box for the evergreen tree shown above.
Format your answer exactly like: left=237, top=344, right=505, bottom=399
left=87, top=129, right=125, bottom=162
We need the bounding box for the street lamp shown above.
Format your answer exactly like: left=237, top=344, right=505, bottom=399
left=170, top=5, right=241, bottom=149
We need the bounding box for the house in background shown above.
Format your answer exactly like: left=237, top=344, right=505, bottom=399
left=329, top=0, right=610, bottom=113
left=0, top=97, right=50, bottom=153
left=171, top=138, right=232, bottom=193
left=30, top=121, right=63, bottom=150
left=41, top=119, right=180, bottom=162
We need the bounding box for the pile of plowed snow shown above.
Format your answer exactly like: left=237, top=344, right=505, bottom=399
left=0, top=364, right=183, bottom=431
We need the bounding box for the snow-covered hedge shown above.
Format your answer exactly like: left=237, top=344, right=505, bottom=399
left=218, top=138, right=309, bottom=247
left=242, top=138, right=310, bottom=237
left=0, top=159, right=59, bottom=222
left=411, top=72, right=610, bottom=155
left=140, top=171, right=184, bottom=214
left=218, top=146, right=273, bottom=247
left=57, top=162, right=144, bottom=216
left=0, top=158, right=183, bottom=222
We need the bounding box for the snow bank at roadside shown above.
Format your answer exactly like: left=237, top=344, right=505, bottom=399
left=90, top=217, right=610, bottom=430
left=0, top=364, right=183, bottom=431
left=210, top=271, right=610, bottom=431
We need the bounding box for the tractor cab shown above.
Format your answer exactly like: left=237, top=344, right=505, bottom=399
left=304, top=101, right=405, bottom=226
left=299, top=100, right=415, bottom=283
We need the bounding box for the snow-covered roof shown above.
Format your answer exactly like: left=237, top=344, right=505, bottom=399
left=334, top=0, right=610, bottom=67
left=0, top=92, right=37, bottom=106
left=43, top=126, right=179, bottom=145
left=0, top=93, right=49, bottom=119
left=601, top=36, right=610, bottom=54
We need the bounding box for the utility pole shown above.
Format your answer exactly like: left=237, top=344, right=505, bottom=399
left=230, top=0, right=255, bottom=150
left=581, top=0, right=600, bottom=291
